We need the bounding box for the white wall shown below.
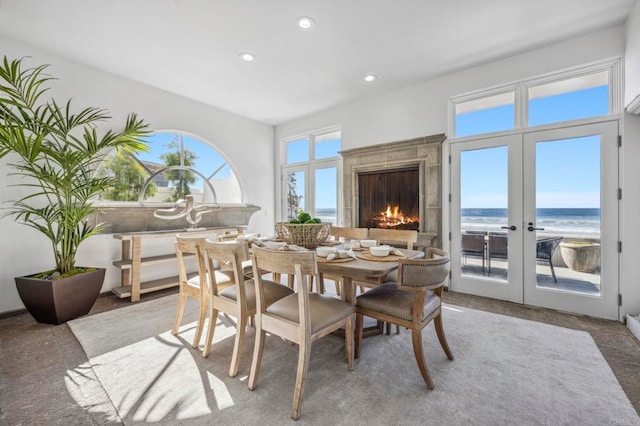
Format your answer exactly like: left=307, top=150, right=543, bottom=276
left=277, top=25, right=640, bottom=320
left=625, top=0, right=640, bottom=108
left=0, top=36, right=275, bottom=314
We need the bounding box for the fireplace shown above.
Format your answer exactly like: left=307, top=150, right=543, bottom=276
left=358, top=167, right=420, bottom=230
left=340, top=134, right=445, bottom=250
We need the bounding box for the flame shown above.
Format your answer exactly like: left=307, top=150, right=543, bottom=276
left=372, top=204, right=418, bottom=228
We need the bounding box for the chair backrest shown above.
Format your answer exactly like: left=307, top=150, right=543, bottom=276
left=397, top=248, right=450, bottom=290
left=368, top=228, right=418, bottom=249
left=175, top=234, right=212, bottom=288
left=488, top=233, right=508, bottom=259
left=203, top=239, right=249, bottom=296
left=536, top=237, right=562, bottom=261
left=251, top=247, right=318, bottom=315
left=461, top=233, right=485, bottom=253
left=330, top=226, right=369, bottom=241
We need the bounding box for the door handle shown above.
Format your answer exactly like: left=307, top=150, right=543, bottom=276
left=501, top=225, right=516, bottom=231
left=527, top=222, right=544, bottom=232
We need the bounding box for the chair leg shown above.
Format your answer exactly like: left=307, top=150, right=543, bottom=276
left=411, top=329, right=434, bottom=389
left=434, top=314, right=454, bottom=361
left=201, top=304, right=219, bottom=358
left=549, top=260, right=557, bottom=283
left=291, top=338, right=311, bottom=420
left=192, top=296, right=208, bottom=348
left=172, top=292, right=188, bottom=335
left=355, top=313, right=364, bottom=359
left=228, top=315, right=247, bottom=377
left=334, top=278, right=342, bottom=296
left=248, top=329, right=266, bottom=391
left=345, top=315, right=354, bottom=371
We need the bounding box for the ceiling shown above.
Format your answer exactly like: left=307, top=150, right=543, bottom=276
left=0, top=0, right=636, bottom=126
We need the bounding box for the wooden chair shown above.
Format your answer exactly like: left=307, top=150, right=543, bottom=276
left=316, top=226, right=370, bottom=295
left=172, top=234, right=233, bottom=349
left=248, top=247, right=355, bottom=420
left=368, top=228, right=418, bottom=250
left=201, top=240, right=294, bottom=377
left=217, top=233, right=257, bottom=278
left=355, top=248, right=453, bottom=389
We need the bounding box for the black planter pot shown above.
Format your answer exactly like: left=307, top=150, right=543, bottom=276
left=15, top=268, right=105, bottom=325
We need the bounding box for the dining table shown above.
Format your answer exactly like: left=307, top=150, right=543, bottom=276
left=315, top=246, right=425, bottom=305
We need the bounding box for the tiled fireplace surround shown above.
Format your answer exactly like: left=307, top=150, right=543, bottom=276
left=340, top=133, right=445, bottom=251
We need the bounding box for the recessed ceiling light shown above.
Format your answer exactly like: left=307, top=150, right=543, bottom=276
left=239, top=52, right=255, bottom=62
left=296, top=16, right=315, bottom=30
left=364, top=75, right=377, bottom=83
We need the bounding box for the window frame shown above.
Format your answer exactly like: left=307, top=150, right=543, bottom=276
left=449, top=58, right=622, bottom=141
left=280, top=125, right=342, bottom=223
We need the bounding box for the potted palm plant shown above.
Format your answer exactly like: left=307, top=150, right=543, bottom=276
left=0, top=56, right=150, bottom=324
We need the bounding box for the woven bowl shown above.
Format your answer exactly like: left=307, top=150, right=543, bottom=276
left=274, top=222, right=332, bottom=249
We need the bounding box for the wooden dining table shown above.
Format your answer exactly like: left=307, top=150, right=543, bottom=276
left=316, top=246, right=425, bottom=305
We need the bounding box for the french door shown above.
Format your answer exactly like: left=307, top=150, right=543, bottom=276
left=450, top=121, right=619, bottom=319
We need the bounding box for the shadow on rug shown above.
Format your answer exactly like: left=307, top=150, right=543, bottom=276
left=67, top=295, right=639, bottom=425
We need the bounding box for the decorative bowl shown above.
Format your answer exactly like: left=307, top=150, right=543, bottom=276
left=360, top=239, right=378, bottom=248
left=274, top=222, right=332, bottom=249
left=316, top=246, right=337, bottom=258
left=370, top=245, right=390, bottom=257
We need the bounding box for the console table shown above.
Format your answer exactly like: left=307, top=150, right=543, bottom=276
left=112, top=226, right=244, bottom=302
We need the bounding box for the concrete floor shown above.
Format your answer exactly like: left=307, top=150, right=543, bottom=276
left=1, top=287, right=639, bottom=425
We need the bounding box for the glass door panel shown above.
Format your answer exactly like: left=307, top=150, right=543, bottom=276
left=451, top=134, right=523, bottom=303
left=523, top=121, right=618, bottom=319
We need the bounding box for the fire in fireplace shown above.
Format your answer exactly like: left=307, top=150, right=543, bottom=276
left=358, top=167, right=419, bottom=230
left=373, top=204, right=419, bottom=229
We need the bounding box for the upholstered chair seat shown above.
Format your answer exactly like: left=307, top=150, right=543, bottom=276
left=355, top=248, right=453, bottom=390
left=218, top=278, right=294, bottom=310
left=267, top=293, right=355, bottom=333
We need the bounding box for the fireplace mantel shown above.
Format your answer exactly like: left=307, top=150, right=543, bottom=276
left=340, top=134, right=445, bottom=250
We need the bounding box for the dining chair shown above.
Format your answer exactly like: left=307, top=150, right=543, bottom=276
left=248, top=247, right=355, bottom=420
left=172, top=234, right=232, bottom=349
left=201, top=239, right=294, bottom=377
left=368, top=228, right=418, bottom=250
left=217, top=233, right=258, bottom=279
left=355, top=248, right=453, bottom=389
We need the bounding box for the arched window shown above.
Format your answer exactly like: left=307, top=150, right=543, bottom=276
left=99, top=131, right=243, bottom=204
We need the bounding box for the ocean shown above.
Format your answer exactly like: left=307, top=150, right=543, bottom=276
left=461, top=208, right=600, bottom=237
left=315, top=207, right=600, bottom=238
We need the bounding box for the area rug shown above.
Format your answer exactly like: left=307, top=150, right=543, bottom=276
left=68, top=296, right=639, bottom=425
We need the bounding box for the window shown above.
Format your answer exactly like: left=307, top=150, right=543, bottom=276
left=282, top=127, right=341, bottom=224
left=455, top=91, right=515, bottom=138
left=527, top=70, right=609, bottom=126
left=98, top=131, right=242, bottom=204
left=450, top=59, right=619, bottom=139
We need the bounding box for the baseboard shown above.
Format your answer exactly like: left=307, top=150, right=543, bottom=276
left=0, top=308, right=27, bottom=320
left=626, top=314, right=640, bottom=342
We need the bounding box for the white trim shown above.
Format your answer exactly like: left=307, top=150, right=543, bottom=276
left=626, top=92, right=640, bottom=114
left=449, top=57, right=622, bottom=139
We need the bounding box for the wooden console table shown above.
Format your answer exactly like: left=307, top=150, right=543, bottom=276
left=112, top=226, right=244, bottom=302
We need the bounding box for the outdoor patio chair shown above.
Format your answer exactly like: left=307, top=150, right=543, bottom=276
left=355, top=248, right=453, bottom=389
left=201, top=240, right=293, bottom=377
left=536, top=237, right=563, bottom=282
left=461, top=232, right=486, bottom=272
left=248, top=247, right=355, bottom=420
left=488, top=232, right=508, bottom=273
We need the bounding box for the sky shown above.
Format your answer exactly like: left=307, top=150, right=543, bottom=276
left=459, top=85, right=607, bottom=209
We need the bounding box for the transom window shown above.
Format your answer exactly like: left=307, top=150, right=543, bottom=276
left=98, top=131, right=242, bottom=204
left=451, top=59, right=619, bottom=139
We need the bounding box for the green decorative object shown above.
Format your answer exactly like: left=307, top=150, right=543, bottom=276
left=0, top=56, right=150, bottom=323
